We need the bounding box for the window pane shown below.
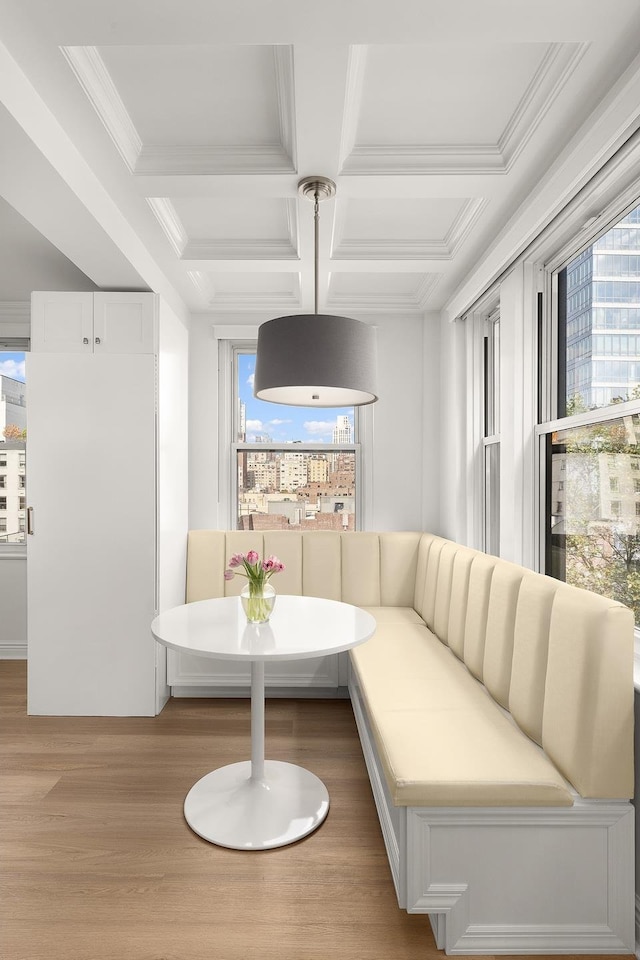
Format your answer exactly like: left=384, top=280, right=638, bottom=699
left=484, top=441, right=500, bottom=556
left=237, top=449, right=356, bottom=531
left=547, top=415, right=640, bottom=621
left=0, top=350, right=27, bottom=544
left=559, top=203, right=640, bottom=414
left=237, top=352, right=355, bottom=443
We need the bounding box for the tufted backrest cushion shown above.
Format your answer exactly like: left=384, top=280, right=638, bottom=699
left=542, top=583, right=634, bottom=799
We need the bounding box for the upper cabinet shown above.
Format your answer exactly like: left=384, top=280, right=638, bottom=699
left=31, top=291, right=157, bottom=354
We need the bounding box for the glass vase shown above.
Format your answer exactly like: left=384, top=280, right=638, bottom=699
left=240, top=582, right=276, bottom=623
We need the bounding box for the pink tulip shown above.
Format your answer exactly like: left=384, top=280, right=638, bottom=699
left=245, top=550, right=259, bottom=565
left=224, top=569, right=235, bottom=581
left=228, top=553, right=244, bottom=568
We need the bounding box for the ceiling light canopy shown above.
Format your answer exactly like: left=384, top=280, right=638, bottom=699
left=254, top=176, right=378, bottom=408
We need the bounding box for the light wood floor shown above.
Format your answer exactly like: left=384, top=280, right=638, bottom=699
left=0, top=661, right=629, bottom=960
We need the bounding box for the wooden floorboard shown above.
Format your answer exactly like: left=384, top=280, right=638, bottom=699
left=0, top=661, right=630, bottom=960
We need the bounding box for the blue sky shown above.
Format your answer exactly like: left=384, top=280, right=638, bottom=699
left=0, top=352, right=25, bottom=382
left=238, top=353, right=354, bottom=443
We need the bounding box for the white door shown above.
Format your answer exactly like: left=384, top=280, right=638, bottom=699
left=26, top=352, right=157, bottom=716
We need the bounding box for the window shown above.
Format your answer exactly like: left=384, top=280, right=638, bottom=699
left=0, top=344, right=27, bottom=545
left=483, top=310, right=500, bottom=555
left=232, top=348, right=360, bottom=531
left=542, top=200, right=640, bottom=621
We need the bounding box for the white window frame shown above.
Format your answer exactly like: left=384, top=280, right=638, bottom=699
left=536, top=194, right=640, bottom=686
left=214, top=327, right=372, bottom=532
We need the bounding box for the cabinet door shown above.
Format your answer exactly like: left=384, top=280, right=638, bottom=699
left=93, top=293, right=156, bottom=354
left=26, top=352, right=158, bottom=716
left=30, top=292, right=93, bottom=353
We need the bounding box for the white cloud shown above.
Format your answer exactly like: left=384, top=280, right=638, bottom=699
left=246, top=419, right=263, bottom=431
left=269, top=418, right=292, bottom=426
left=0, top=359, right=25, bottom=381
left=303, top=420, right=335, bottom=437
left=247, top=373, right=255, bottom=387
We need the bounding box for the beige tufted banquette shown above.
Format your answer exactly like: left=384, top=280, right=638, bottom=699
left=185, top=529, right=635, bottom=954
left=186, top=528, right=633, bottom=807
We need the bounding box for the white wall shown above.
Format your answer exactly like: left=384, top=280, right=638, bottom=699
left=0, top=556, right=26, bottom=655
left=188, top=311, right=436, bottom=535
left=156, top=299, right=190, bottom=711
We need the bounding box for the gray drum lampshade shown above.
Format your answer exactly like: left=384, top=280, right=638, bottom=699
left=254, top=313, right=378, bottom=407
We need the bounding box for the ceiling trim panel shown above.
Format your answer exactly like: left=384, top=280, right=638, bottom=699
left=332, top=197, right=488, bottom=259
left=340, top=42, right=588, bottom=176
left=326, top=272, right=442, bottom=312
left=182, top=238, right=298, bottom=260
left=190, top=269, right=302, bottom=311
left=63, top=45, right=297, bottom=176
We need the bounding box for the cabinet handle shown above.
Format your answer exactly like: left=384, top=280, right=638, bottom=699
left=83, top=337, right=89, bottom=344
left=95, top=337, right=101, bottom=345
left=27, top=506, right=34, bottom=535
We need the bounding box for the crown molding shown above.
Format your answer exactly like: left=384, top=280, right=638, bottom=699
left=499, top=41, right=588, bottom=169
left=444, top=197, right=489, bottom=257
left=332, top=198, right=488, bottom=260
left=273, top=45, right=297, bottom=171
left=339, top=45, right=368, bottom=170
left=182, top=238, right=299, bottom=260
left=135, top=143, right=295, bottom=176
left=326, top=273, right=442, bottom=312
left=61, top=46, right=142, bottom=173
left=332, top=238, right=451, bottom=259
left=341, top=142, right=505, bottom=176
left=189, top=271, right=301, bottom=310
left=146, top=197, right=188, bottom=257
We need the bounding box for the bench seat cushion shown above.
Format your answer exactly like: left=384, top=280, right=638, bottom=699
left=350, top=620, right=574, bottom=808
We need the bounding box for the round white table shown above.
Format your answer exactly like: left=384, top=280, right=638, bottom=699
left=150, top=595, right=376, bottom=851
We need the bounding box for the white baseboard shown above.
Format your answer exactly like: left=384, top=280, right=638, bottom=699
left=0, top=644, right=27, bottom=659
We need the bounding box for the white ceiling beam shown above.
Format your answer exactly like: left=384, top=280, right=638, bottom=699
left=5, top=0, right=640, bottom=46
left=0, top=36, right=189, bottom=324
left=292, top=44, right=353, bottom=311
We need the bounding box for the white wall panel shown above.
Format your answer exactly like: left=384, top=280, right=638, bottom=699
left=0, top=557, right=27, bottom=656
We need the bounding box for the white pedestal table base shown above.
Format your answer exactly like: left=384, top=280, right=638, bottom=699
left=183, top=759, right=330, bottom=850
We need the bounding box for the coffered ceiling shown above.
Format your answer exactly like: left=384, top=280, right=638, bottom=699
left=1, top=0, right=640, bottom=319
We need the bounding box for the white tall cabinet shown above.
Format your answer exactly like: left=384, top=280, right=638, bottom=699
left=27, top=292, right=188, bottom=716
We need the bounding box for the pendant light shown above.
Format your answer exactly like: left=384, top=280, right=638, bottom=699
left=254, top=176, right=378, bottom=407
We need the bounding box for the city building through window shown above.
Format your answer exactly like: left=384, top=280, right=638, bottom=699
left=233, top=350, right=359, bottom=531
left=545, top=201, right=640, bottom=622
left=0, top=348, right=27, bottom=545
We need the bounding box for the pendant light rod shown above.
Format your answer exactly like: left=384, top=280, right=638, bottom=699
left=254, top=175, right=378, bottom=408
left=298, top=176, right=335, bottom=317
left=313, top=190, right=319, bottom=315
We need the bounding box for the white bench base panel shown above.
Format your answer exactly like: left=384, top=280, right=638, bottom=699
left=349, top=674, right=635, bottom=956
